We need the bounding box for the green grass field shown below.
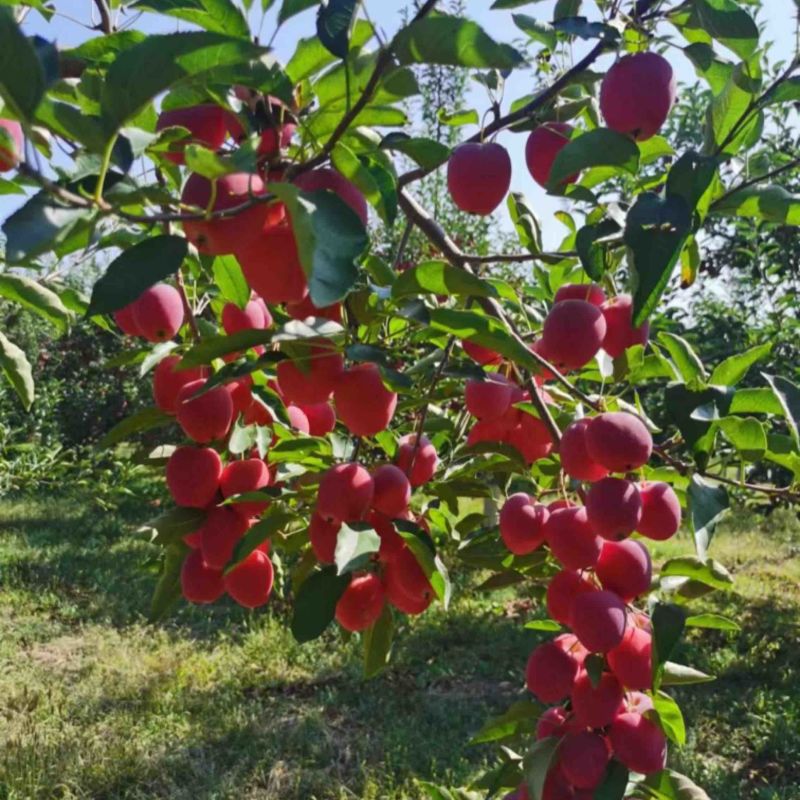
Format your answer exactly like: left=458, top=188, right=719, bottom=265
left=0, top=491, right=798, bottom=800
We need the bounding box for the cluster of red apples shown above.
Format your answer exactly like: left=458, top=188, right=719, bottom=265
left=447, top=52, right=676, bottom=216
left=499, top=410, right=681, bottom=798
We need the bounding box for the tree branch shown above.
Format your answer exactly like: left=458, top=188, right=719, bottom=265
left=92, top=0, right=114, bottom=33
left=708, top=156, right=800, bottom=213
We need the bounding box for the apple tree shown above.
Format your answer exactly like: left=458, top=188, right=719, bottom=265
left=0, top=0, right=799, bottom=797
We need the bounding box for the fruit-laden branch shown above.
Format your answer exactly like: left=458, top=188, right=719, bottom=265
left=398, top=188, right=599, bottom=444
left=399, top=0, right=666, bottom=188
left=287, top=0, right=440, bottom=182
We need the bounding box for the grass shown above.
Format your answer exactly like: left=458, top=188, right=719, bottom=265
left=0, top=490, right=798, bottom=799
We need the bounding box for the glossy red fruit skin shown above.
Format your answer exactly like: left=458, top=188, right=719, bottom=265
left=276, top=342, right=344, bottom=405
left=546, top=569, right=596, bottom=625
left=199, top=507, right=251, bottom=571
left=447, top=141, right=512, bottom=216
left=609, top=712, right=668, bottom=774
left=181, top=549, right=225, bottom=604
left=335, top=573, right=386, bottom=631
left=499, top=493, right=549, bottom=555
left=383, top=546, right=433, bottom=615
left=166, top=446, right=222, bottom=508
left=113, top=304, right=142, bottom=337
left=586, top=412, right=653, bottom=473
left=309, top=513, right=340, bottom=564
left=542, top=769, right=573, bottom=800
left=236, top=222, right=309, bottom=305
left=559, top=731, right=611, bottom=789
left=465, top=373, right=515, bottom=421
left=637, top=481, right=681, bottom=540
left=525, top=122, right=576, bottom=188
left=132, top=284, right=185, bottom=342
left=570, top=590, right=627, bottom=653
left=607, top=626, right=653, bottom=689
left=559, top=418, right=610, bottom=482
left=287, top=404, right=310, bottom=434
left=370, top=464, right=412, bottom=518
left=507, top=413, right=554, bottom=465
left=536, top=706, right=569, bottom=740
left=525, top=640, right=583, bottom=703
left=334, top=363, right=398, bottom=437
left=186, top=172, right=283, bottom=256
left=544, top=507, right=603, bottom=571
left=596, top=539, right=652, bottom=601
left=175, top=379, right=234, bottom=443
left=299, top=402, right=337, bottom=436
left=586, top=477, right=643, bottom=540
left=156, top=104, right=227, bottom=165
left=571, top=670, right=625, bottom=728
left=0, top=119, right=23, bottom=171
left=285, top=295, right=342, bottom=323
left=294, top=167, right=368, bottom=225
left=221, top=299, right=270, bottom=334
left=541, top=299, right=607, bottom=370
left=600, top=52, right=676, bottom=141
left=257, top=121, right=295, bottom=159
left=554, top=283, right=607, bottom=307
left=153, top=355, right=207, bottom=414
left=223, top=549, right=274, bottom=608
left=395, top=434, right=439, bottom=486
left=601, top=294, right=650, bottom=358
left=219, top=458, right=271, bottom=518
left=462, top=339, right=502, bottom=365
left=317, top=463, right=374, bottom=524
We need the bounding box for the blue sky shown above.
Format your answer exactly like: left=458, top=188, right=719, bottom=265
left=5, top=0, right=798, bottom=247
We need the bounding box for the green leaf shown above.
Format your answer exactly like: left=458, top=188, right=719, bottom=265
left=660, top=555, right=734, bottom=591
left=548, top=128, right=639, bottom=189
left=131, top=0, right=250, bottom=37
left=437, top=107, right=479, bottom=127
left=593, top=761, right=629, bottom=800
left=363, top=604, right=394, bottom=678
left=710, top=342, right=772, bottom=386
left=644, top=769, right=712, bottom=799
left=87, top=235, right=188, bottom=316
left=664, top=383, right=733, bottom=468
left=652, top=603, right=687, bottom=691
left=393, top=16, right=525, bottom=69
left=711, top=185, right=800, bottom=226
left=575, top=219, right=620, bottom=280
left=0, top=8, right=45, bottom=119
left=392, top=260, right=498, bottom=300
left=150, top=542, right=189, bottom=621
left=0, top=330, right=34, bottom=410
left=278, top=0, right=317, bottom=25
left=285, top=21, right=374, bottom=83
left=291, top=566, right=350, bottom=643
left=2, top=191, right=95, bottom=265
left=683, top=42, right=733, bottom=94
left=693, top=0, right=759, bottom=60
left=764, top=373, right=800, bottom=448
left=661, top=663, right=715, bottom=687
left=226, top=509, right=294, bottom=570
left=0, top=274, right=73, bottom=333
left=687, top=474, right=729, bottom=558
left=718, top=416, right=766, bottom=460
left=652, top=691, right=686, bottom=745
left=524, top=736, right=559, bottom=800
left=145, top=506, right=207, bottom=546
left=331, top=143, right=396, bottom=225
left=626, top=194, right=692, bottom=326
left=335, top=523, right=381, bottom=575
left=705, top=62, right=760, bottom=156
left=98, top=406, right=174, bottom=448
left=269, top=183, right=369, bottom=307
left=658, top=332, right=707, bottom=384
left=512, top=14, right=557, bottom=50
left=523, top=619, right=563, bottom=632
left=553, top=0, right=581, bottom=20
left=316, top=0, right=357, bottom=59
left=212, top=254, right=250, bottom=307
left=469, top=699, right=541, bottom=745
left=685, top=612, right=740, bottom=631
left=729, top=386, right=783, bottom=415
left=380, top=132, right=450, bottom=171
left=101, top=32, right=266, bottom=134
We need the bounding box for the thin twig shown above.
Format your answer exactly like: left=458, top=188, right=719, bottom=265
left=709, top=156, right=800, bottom=213
left=92, top=0, right=114, bottom=33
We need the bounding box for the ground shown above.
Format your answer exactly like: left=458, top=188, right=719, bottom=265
left=0, top=490, right=797, bottom=800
